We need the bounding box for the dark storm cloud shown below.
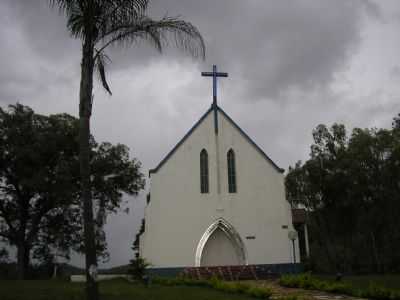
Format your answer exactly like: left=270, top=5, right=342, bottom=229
left=390, top=66, right=400, bottom=78
left=128, top=0, right=381, bottom=99
left=2, top=0, right=380, bottom=101
left=110, top=0, right=381, bottom=100
left=6, top=1, right=80, bottom=61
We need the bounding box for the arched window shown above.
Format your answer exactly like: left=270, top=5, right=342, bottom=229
left=227, top=149, right=237, bottom=193
left=200, top=149, right=209, bottom=193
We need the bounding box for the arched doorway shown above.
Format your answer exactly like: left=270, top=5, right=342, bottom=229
left=195, top=218, right=247, bottom=267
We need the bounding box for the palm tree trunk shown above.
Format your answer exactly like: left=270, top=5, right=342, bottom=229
left=79, top=37, right=99, bottom=300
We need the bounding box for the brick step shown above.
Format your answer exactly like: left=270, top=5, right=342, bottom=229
left=180, top=264, right=279, bottom=281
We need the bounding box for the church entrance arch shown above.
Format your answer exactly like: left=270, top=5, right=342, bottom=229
left=195, top=218, right=247, bottom=267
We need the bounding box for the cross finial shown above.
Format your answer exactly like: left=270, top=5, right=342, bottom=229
left=201, top=65, right=228, bottom=134
left=201, top=65, right=228, bottom=107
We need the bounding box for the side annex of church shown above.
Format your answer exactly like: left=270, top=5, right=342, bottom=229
left=140, top=104, right=300, bottom=269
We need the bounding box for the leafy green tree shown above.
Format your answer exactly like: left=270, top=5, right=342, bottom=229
left=0, top=104, right=145, bottom=279
left=286, top=118, right=400, bottom=273
left=0, top=248, right=8, bottom=263
left=48, top=1, right=204, bottom=298
left=393, top=113, right=400, bottom=129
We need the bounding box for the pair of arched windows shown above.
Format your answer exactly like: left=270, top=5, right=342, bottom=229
left=200, top=149, right=237, bottom=193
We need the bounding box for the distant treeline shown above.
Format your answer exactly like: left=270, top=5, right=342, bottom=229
left=0, top=262, right=84, bottom=280
left=286, top=114, right=400, bottom=274
left=0, top=261, right=132, bottom=280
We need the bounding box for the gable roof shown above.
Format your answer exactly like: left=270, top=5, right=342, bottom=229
left=149, top=105, right=284, bottom=176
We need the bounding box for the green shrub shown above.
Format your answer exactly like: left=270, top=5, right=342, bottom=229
left=218, top=282, right=238, bottom=293
left=280, top=273, right=318, bottom=289
left=324, top=282, right=352, bottom=294
left=153, top=276, right=271, bottom=299
left=279, top=295, right=299, bottom=300
left=359, top=284, right=393, bottom=300
left=128, top=257, right=150, bottom=280
left=247, top=286, right=272, bottom=299
left=280, top=273, right=352, bottom=293
left=391, top=290, right=400, bottom=300
left=275, top=295, right=305, bottom=300
left=234, top=282, right=251, bottom=294
left=279, top=275, right=299, bottom=288
left=279, top=273, right=399, bottom=300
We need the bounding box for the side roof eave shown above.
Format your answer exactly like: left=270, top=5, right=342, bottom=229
left=217, top=106, right=284, bottom=174
left=149, top=105, right=284, bottom=176
left=149, top=106, right=213, bottom=176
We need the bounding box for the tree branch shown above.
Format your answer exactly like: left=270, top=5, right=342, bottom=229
left=0, top=231, right=13, bottom=242
left=26, top=197, right=54, bottom=244
left=0, top=205, right=18, bottom=238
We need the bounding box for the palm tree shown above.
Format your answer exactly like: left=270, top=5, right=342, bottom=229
left=48, top=1, right=205, bottom=299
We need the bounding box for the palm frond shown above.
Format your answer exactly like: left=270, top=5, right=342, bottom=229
left=95, top=51, right=112, bottom=95
left=96, top=16, right=206, bottom=59
left=49, top=1, right=150, bottom=40
left=96, top=0, right=149, bottom=40
left=49, top=1, right=205, bottom=94
left=99, top=0, right=149, bottom=21
left=48, top=0, right=85, bottom=38
left=48, top=0, right=76, bottom=12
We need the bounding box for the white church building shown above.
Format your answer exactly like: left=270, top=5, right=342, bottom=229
left=140, top=66, right=300, bottom=271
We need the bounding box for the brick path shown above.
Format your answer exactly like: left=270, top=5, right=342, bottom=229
left=247, top=280, right=366, bottom=300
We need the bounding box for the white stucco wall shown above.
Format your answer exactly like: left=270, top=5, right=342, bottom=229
left=141, top=108, right=299, bottom=267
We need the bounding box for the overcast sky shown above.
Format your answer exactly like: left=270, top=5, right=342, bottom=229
left=1, top=0, right=400, bottom=268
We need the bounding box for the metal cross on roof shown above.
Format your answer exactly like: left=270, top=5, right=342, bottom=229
left=201, top=65, right=228, bottom=107
left=201, top=65, right=228, bottom=135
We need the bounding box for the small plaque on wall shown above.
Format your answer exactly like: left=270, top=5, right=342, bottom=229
left=246, top=236, right=256, bottom=240
left=282, top=225, right=288, bottom=229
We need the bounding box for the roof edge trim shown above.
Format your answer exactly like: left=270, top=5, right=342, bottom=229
left=217, top=107, right=284, bottom=173
left=149, top=106, right=213, bottom=176
left=149, top=105, right=284, bottom=176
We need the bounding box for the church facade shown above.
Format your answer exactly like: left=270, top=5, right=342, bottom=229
left=140, top=103, right=299, bottom=269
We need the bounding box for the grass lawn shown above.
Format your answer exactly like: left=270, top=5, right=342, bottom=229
left=0, top=279, right=258, bottom=300
left=316, top=274, right=400, bottom=291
